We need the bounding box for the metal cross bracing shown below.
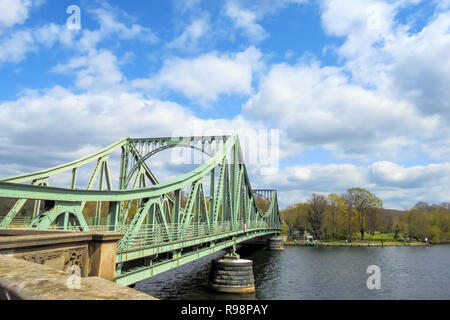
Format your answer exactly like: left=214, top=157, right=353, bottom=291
left=0, top=135, right=282, bottom=286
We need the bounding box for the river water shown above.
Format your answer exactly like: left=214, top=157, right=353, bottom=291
left=135, top=245, right=450, bottom=300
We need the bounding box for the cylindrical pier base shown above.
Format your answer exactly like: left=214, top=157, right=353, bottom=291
left=209, top=257, right=255, bottom=293
left=268, top=236, right=285, bottom=251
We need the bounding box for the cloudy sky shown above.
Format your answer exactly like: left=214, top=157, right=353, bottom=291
left=0, top=0, right=449, bottom=209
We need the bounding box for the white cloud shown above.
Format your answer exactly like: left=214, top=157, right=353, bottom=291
left=263, top=161, right=450, bottom=208
left=243, top=61, right=440, bottom=159
left=320, top=0, right=450, bottom=122
left=90, top=7, right=158, bottom=44
left=73, top=6, right=157, bottom=53
left=263, top=163, right=367, bottom=192
left=0, top=0, right=33, bottom=30
left=131, top=46, right=263, bottom=103
left=320, top=0, right=396, bottom=38
left=385, top=11, right=450, bottom=118
left=435, top=0, right=450, bottom=11
left=313, top=0, right=450, bottom=162
left=0, top=3, right=156, bottom=64
left=0, top=85, right=267, bottom=181
left=370, top=161, right=450, bottom=188
left=34, top=23, right=76, bottom=47
left=224, top=1, right=268, bottom=42
left=0, top=22, right=79, bottom=64
left=51, top=50, right=124, bottom=91
left=173, top=0, right=204, bottom=14
left=0, top=29, right=35, bottom=63
left=223, top=0, right=308, bottom=42
left=168, top=16, right=210, bottom=50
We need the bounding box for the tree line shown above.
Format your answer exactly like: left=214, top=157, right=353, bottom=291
left=280, top=187, right=450, bottom=243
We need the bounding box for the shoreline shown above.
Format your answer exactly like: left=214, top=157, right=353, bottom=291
left=283, top=240, right=428, bottom=247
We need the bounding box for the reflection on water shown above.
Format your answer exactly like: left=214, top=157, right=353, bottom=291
left=135, top=245, right=450, bottom=300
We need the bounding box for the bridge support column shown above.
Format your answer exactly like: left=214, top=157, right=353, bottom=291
left=89, top=233, right=123, bottom=280
left=268, top=236, right=285, bottom=251
left=208, top=254, right=255, bottom=294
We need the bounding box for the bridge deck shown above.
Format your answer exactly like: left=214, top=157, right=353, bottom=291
left=115, top=226, right=280, bottom=286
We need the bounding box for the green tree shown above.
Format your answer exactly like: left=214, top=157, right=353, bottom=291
left=281, top=222, right=289, bottom=235
left=327, top=193, right=346, bottom=240
left=343, top=188, right=382, bottom=240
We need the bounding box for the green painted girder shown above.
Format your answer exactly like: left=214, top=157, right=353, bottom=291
left=29, top=201, right=89, bottom=231
left=0, top=178, right=48, bottom=229
left=119, top=198, right=157, bottom=250
left=0, top=198, right=27, bottom=229
left=1, top=138, right=128, bottom=184
left=0, top=136, right=238, bottom=202
left=198, top=183, right=210, bottom=227
left=126, top=141, right=213, bottom=186
left=125, top=142, right=160, bottom=188
left=181, top=180, right=201, bottom=233
left=212, top=157, right=226, bottom=223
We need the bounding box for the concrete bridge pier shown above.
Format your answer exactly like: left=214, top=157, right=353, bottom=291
left=208, top=252, right=255, bottom=294
left=268, top=236, right=285, bottom=251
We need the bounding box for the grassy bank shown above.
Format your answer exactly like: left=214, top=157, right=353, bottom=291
left=284, top=240, right=426, bottom=247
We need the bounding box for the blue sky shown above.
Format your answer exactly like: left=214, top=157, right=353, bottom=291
left=0, top=0, right=449, bottom=209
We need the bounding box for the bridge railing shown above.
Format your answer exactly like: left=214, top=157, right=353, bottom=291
left=117, top=220, right=277, bottom=252
left=42, top=219, right=281, bottom=252
left=0, top=216, right=31, bottom=227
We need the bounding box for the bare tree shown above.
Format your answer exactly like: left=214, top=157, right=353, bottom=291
left=307, top=194, right=328, bottom=240
left=366, top=207, right=379, bottom=235
left=342, top=193, right=355, bottom=241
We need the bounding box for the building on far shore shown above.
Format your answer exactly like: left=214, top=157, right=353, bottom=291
left=288, top=227, right=313, bottom=241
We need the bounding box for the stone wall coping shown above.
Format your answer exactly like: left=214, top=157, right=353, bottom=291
left=0, top=255, right=157, bottom=300
left=91, top=232, right=123, bottom=242
left=0, top=228, right=72, bottom=236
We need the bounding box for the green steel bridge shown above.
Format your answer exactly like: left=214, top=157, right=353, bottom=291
left=0, top=135, right=282, bottom=286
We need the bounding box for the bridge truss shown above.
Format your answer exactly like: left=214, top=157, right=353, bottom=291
left=0, top=135, right=281, bottom=285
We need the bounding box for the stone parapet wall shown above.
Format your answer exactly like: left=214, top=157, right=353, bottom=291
left=0, top=255, right=157, bottom=300
left=0, top=229, right=121, bottom=280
